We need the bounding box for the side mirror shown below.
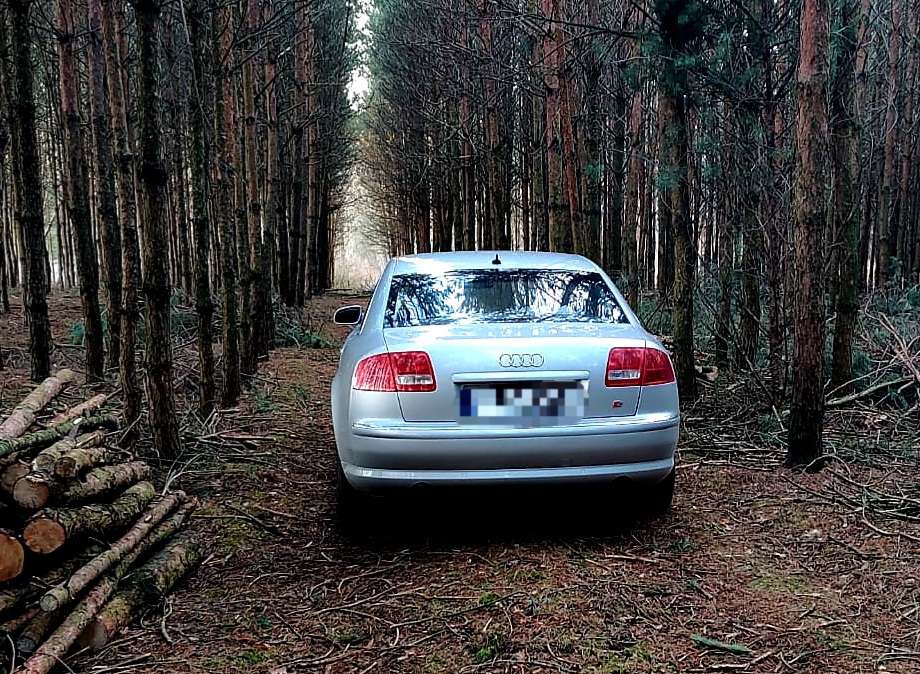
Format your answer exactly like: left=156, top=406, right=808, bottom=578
left=333, top=305, right=363, bottom=325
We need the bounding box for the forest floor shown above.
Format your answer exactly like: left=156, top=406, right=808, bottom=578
left=1, top=292, right=919, bottom=674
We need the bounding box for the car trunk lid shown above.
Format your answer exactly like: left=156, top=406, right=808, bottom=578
left=383, top=324, right=645, bottom=423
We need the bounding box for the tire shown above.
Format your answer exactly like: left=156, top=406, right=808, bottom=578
left=336, top=460, right=368, bottom=536
left=643, top=468, right=675, bottom=518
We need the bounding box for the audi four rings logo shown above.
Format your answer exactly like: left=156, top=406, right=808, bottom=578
left=499, top=353, right=545, bottom=368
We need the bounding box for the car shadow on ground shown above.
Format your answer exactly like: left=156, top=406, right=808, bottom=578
left=341, top=484, right=671, bottom=550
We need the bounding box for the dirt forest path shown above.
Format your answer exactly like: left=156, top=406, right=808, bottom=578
left=2, top=294, right=919, bottom=674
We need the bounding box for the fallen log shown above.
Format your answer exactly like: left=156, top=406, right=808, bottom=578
left=47, top=393, right=110, bottom=426
left=0, top=415, right=119, bottom=461
left=1, top=460, right=29, bottom=495
left=21, top=573, right=119, bottom=674
left=0, top=606, right=38, bottom=639
left=52, top=436, right=115, bottom=479
left=22, top=522, right=200, bottom=674
left=77, top=528, right=203, bottom=651
left=0, top=548, right=99, bottom=616
left=14, top=461, right=151, bottom=511
left=16, top=608, right=56, bottom=656
left=30, top=432, right=106, bottom=476
left=0, top=529, right=24, bottom=584
left=22, top=481, right=156, bottom=555
left=39, top=492, right=188, bottom=613
left=0, top=370, right=76, bottom=441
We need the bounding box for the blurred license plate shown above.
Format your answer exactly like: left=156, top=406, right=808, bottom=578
left=460, top=382, right=586, bottom=426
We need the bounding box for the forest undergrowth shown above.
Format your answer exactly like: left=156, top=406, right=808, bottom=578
left=1, top=288, right=918, bottom=673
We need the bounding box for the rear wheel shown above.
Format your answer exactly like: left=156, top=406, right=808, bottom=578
left=643, top=468, right=675, bottom=518
left=336, top=460, right=368, bottom=535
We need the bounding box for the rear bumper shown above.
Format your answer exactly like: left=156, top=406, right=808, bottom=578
left=340, top=413, right=679, bottom=493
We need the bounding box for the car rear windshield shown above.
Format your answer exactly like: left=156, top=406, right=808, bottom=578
left=385, top=269, right=629, bottom=328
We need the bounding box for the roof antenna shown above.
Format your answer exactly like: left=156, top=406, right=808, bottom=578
left=492, top=253, right=501, bottom=265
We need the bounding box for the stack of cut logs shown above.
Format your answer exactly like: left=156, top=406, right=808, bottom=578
left=0, top=371, right=202, bottom=674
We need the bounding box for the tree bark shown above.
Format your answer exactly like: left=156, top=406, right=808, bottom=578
left=87, top=0, right=122, bottom=372
left=186, top=0, right=215, bottom=417
left=0, top=415, right=118, bottom=461
left=830, top=0, right=863, bottom=391
left=7, top=0, right=52, bottom=382
left=31, top=431, right=106, bottom=475
left=48, top=393, right=109, bottom=426
left=14, top=461, right=151, bottom=510
left=135, top=0, right=181, bottom=460
left=39, top=492, right=187, bottom=613
left=16, top=607, right=55, bottom=655
left=214, top=2, right=240, bottom=406
left=787, top=0, right=830, bottom=468
left=77, top=526, right=201, bottom=650
left=100, top=0, right=141, bottom=431
left=23, top=480, right=156, bottom=554
left=57, top=0, right=105, bottom=382
left=0, top=370, right=75, bottom=440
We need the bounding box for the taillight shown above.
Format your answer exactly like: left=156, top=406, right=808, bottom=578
left=353, top=351, right=436, bottom=392
left=641, top=347, right=676, bottom=385
left=353, top=354, right=396, bottom=391
left=606, top=347, right=644, bottom=387
left=389, top=351, right=437, bottom=391
left=605, top=346, right=675, bottom=387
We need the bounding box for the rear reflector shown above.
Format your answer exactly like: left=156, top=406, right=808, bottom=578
left=354, top=351, right=437, bottom=392
left=606, top=346, right=675, bottom=387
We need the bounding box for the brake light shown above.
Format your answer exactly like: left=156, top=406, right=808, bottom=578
left=641, top=347, right=676, bottom=385
left=354, top=354, right=396, bottom=391
left=353, top=351, right=436, bottom=392
left=605, top=346, right=675, bottom=387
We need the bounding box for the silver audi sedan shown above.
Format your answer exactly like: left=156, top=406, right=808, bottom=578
left=331, top=251, right=680, bottom=523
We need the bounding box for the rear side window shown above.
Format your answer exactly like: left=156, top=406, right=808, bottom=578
left=385, top=269, right=629, bottom=328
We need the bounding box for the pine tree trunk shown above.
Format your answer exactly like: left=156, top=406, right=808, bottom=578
left=787, top=0, right=830, bottom=468
left=100, top=0, right=141, bottom=430
left=187, top=0, right=215, bottom=417
left=624, top=82, right=643, bottom=308
left=661, top=87, right=697, bottom=400
left=57, top=0, right=105, bottom=382
left=7, top=0, right=52, bottom=382
left=242, top=0, right=265, bottom=374
left=214, top=4, right=240, bottom=406
left=876, top=0, right=902, bottom=288
left=135, top=0, right=180, bottom=459
left=830, top=0, right=862, bottom=391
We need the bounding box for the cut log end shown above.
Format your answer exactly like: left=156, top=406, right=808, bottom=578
left=14, top=475, right=53, bottom=510
left=0, top=531, right=25, bottom=583
left=23, top=518, right=67, bottom=555
left=75, top=620, right=109, bottom=651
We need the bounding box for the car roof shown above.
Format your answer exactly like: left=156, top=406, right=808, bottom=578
left=392, top=251, right=601, bottom=274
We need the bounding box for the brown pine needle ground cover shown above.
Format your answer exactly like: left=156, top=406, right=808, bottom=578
left=2, top=292, right=919, bottom=674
